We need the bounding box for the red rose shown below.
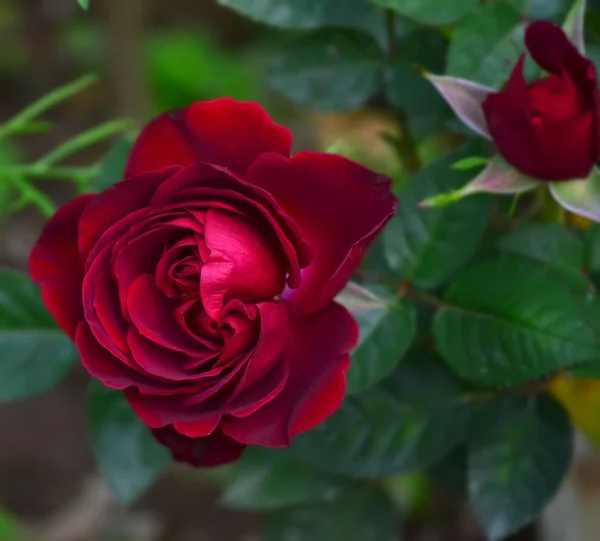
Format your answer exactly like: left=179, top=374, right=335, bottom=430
left=482, top=21, right=600, bottom=181
left=30, top=98, right=397, bottom=466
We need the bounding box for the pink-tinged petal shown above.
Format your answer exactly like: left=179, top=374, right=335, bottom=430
left=220, top=302, right=358, bottom=447
left=75, top=323, right=163, bottom=390
left=151, top=426, right=246, bottom=468
left=201, top=209, right=287, bottom=319
left=246, top=152, right=397, bottom=315
left=78, top=168, right=177, bottom=262
left=30, top=194, right=96, bottom=339
left=126, top=98, right=292, bottom=177
left=150, top=164, right=310, bottom=290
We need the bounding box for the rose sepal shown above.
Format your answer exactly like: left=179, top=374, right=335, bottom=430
left=419, top=155, right=541, bottom=208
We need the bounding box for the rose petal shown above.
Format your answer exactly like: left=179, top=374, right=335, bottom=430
left=220, top=302, right=358, bottom=447
left=151, top=426, right=246, bottom=468
left=525, top=21, right=591, bottom=82
left=484, top=85, right=596, bottom=180
left=30, top=194, right=96, bottom=339
left=201, top=209, right=286, bottom=319
left=151, top=164, right=310, bottom=290
left=78, top=168, right=176, bottom=262
left=127, top=274, right=210, bottom=355
left=245, top=152, right=397, bottom=315
left=125, top=98, right=292, bottom=177
left=76, top=323, right=163, bottom=390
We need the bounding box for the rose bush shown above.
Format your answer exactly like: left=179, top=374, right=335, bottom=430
left=482, top=21, right=600, bottom=181
left=29, top=98, right=397, bottom=466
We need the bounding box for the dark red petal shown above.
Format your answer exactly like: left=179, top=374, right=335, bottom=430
left=220, top=302, right=358, bottom=447
left=245, top=152, right=397, bottom=315
left=125, top=98, right=292, bottom=177
left=525, top=21, right=586, bottom=77
left=233, top=302, right=289, bottom=393
left=151, top=426, right=246, bottom=468
left=201, top=209, right=286, bottom=319
left=78, top=168, right=176, bottom=262
left=30, top=195, right=95, bottom=339
left=76, top=323, right=162, bottom=390
left=125, top=359, right=247, bottom=428
left=483, top=91, right=596, bottom=180
left=127, top=274, right=210, bottom=354
left=502, top=55, right=528, bottom=98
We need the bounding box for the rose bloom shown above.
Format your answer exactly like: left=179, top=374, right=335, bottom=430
left=482, top=21, right=600, bottom=181
left=30, top=99, right=397, bottom=467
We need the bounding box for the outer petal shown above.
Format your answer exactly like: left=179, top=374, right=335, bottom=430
left=29, top=194, right=96, bottom=339
left=526, top=20, right=600, bottom=156
left=245, top=152, right=397, bottom=315
left=525, top=21, right=591, bottom=83
left=220, top=302, right=358, bottom=447
left=78, top=168, right=175, bottom=262
left=484, top=89, right=596, bottom=180
left=151, top=426, right=246, bottom=468
left=125, top=98, right=292, bottom=177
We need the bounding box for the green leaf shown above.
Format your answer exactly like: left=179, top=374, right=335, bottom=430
left=263, top=487, right=398, bottom=541
left=468, top=395, right=573, bottom=540
left=427, top=446, right=467, bottom=496
left=0, top=268, right=76, bottom=402
left=447, top=2, right=524, bottom=88
left=374, top=0, right=478, bottom=25
left=286, top=352, right=473, bottom=478
left=384, top=29, right=448, bottom=117
left=507, top=0, right=567, bottom=19
left=0, top=510, right=21, bottom=541
left=218, top=0, right=372, bottom=29
left=77, top=0, right=90, bottom=9
left=383, top=148, right=491, bottom=289
left=91, top=136, right=134, bottom=192
left=88, top=381, right=170, bottom=505
left=496, top=222, right=584, bottom=275
left=267, top=29, right=383, bottom=111
left=434, top=255, right=600, bottom=386
left=346, top=290, right=416, bottom=394
left=585, top=224, right=600, bottom=272
left=221, top=447, right=350, bottom=510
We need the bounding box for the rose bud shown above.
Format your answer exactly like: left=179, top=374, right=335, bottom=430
left=482, top=20, right=600, bottom=181
left=30, top=98, right=397, bottom=467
